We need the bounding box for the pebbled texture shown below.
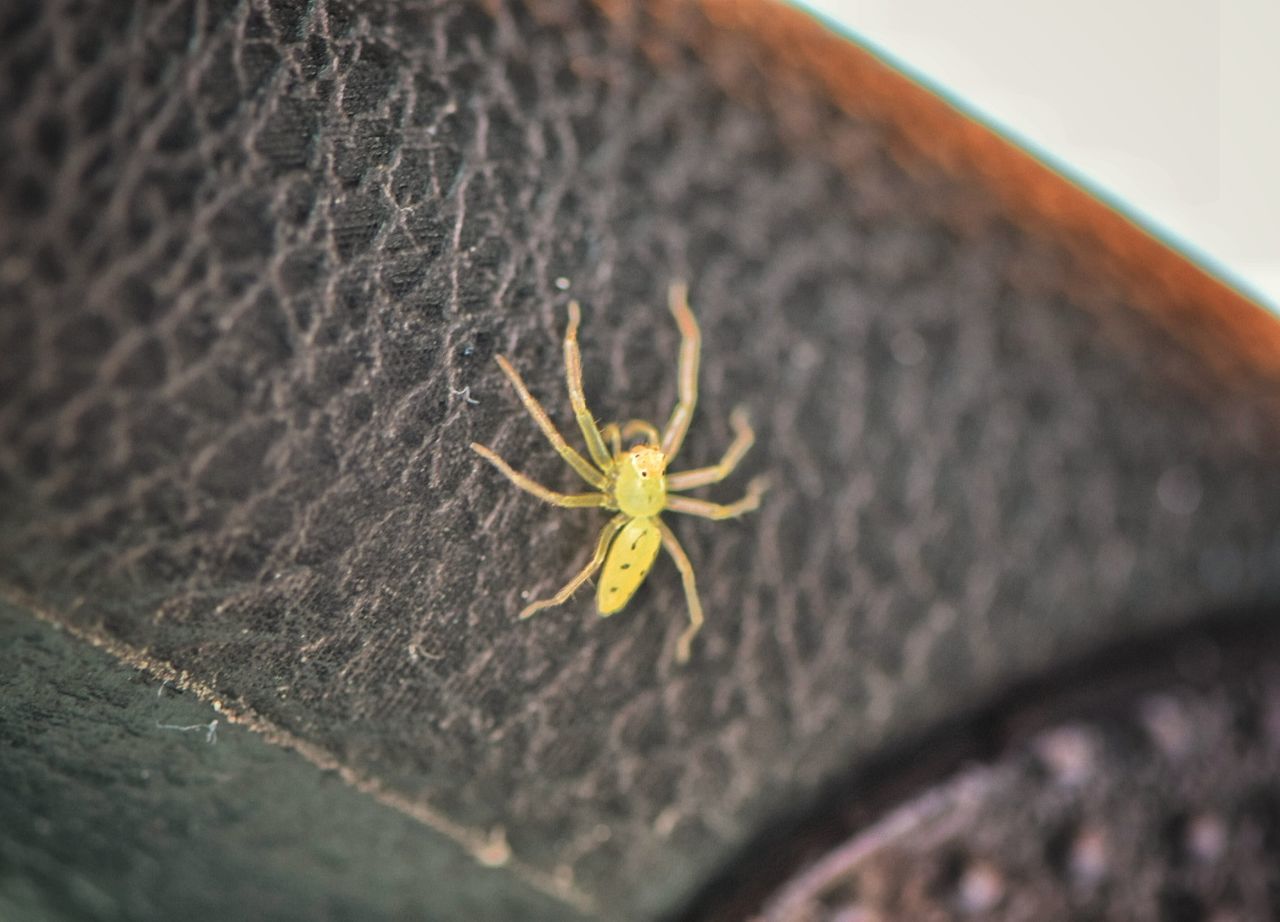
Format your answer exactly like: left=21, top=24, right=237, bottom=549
left=755, top=627, right=1280, bottom=922
left=2, top=0, right=1279, bottom=918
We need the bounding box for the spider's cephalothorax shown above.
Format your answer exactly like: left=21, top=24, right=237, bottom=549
left=614, top=445, right=667, bottom=516
left=470, top=283, right=767, bottom=663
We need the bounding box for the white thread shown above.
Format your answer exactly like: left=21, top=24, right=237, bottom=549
left=156, top=719, right=218, bottom=744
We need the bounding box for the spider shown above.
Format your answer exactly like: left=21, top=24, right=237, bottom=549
left=470, top=282, right=768, bottom=663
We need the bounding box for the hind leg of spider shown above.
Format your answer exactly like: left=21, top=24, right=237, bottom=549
left=660, top=281, right=701, bottom=461
left=657, top=520, right=703, bottom=663
left=493, top=354, right=607, bottom=489
left=471, top=443, right=611, bottom=508
left=665, top=476, right=769, bottom=519
left=520, top=514, right=628, bottom=619
left=667, top=407, right=755, bottom=491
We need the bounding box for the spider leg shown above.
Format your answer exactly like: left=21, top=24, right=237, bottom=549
left=666, top=406, right=754, bottom=491
left=494, top=354, right=608, bottom=489
left=665, top=476, right=769, bottom=519
left=602, top=419, right=662, bottom=454
left=659, top=281, right=701, bottom=461
left=563, top=301, right=613, bottom=470
left=657, top=519, right=703, bottom=663
left=621, top=419, right=662, bottom=446
left=471, top=443, right=612, bottom=508
left=600, top=422, right=623, bottom=458
left=520, top=514, right=628, bottom=619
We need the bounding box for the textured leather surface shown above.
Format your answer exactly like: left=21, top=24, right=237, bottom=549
left=751, top=625, right=1280, bottom=922
left=2, top=0, right=1279, bottom=918
left=0, top=601, right=575, bottom=922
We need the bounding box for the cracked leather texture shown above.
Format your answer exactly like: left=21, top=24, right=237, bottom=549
left=2, top=0, right=1279, bottom=919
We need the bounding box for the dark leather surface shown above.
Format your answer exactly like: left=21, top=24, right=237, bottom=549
left=0, top=600, right=575, bottom=921
left=2, top=1, right=1279, bottom=918
left=747, top=624, right=1280, bottom=922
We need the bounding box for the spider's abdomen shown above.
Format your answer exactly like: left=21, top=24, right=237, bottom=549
left=598, top=518, right=662, bottom=615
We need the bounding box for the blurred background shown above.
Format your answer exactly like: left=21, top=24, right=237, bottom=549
left=793, top=0, right=1280, bottom=314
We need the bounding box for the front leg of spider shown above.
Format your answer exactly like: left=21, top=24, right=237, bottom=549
left=470, top=282, right=768, bottom=663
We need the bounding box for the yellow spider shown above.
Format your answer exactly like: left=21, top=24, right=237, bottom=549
left=471, top=282, right=768, bottom=663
